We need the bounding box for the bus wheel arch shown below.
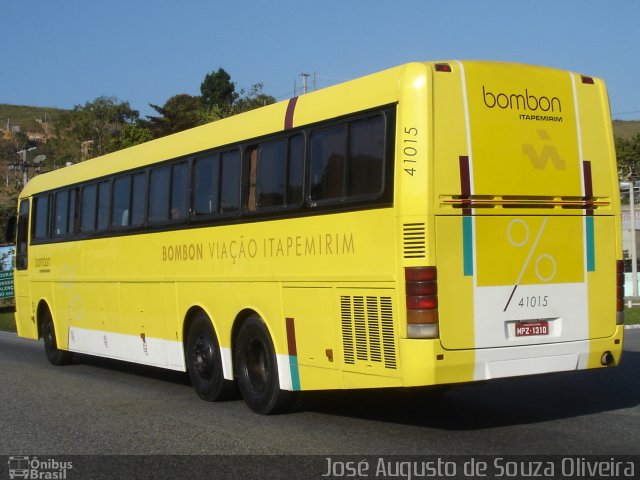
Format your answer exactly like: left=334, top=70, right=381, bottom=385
left=37, top=301, right=71, bottom=366
left=183, top=307, right=236, bottom=401
left=232, top=310, right=293, bottom=414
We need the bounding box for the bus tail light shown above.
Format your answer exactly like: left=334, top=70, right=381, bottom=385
left=435, top=63, right=452, bottom=73
left=406, top=267, right=439, bottom=338
left=616, top=260, right=624, bottom=325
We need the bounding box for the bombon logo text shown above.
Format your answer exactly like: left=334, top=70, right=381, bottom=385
left=482, top=85, right=562, bottom=113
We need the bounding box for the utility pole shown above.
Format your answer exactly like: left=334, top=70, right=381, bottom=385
left=10, top=147, right=44, bottom=186
left=630, top=181, right=638, bottom=296
left=300, top=73, right=310, bottom=94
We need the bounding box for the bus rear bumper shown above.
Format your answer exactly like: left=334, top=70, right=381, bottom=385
left=398, top=326, right=624, bottom=386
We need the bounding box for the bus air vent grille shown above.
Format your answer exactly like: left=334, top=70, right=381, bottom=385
left=340, top=295, right=397, bottom=369
left=403, top=223, right=426, bottom=259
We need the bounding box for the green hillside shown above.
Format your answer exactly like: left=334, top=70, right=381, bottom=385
left=612, top=120, right=640, bottom=139
left=0, top=104, right=65, bottom=135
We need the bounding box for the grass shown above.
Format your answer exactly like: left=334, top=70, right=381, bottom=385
left=0, top=310, right=16, bottom=332
left=624, top=307, right=640, bottom=325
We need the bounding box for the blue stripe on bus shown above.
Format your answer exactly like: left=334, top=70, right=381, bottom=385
left=586, top=215, right=595, bottom=272
left=463, top=216, right=473, bottom=276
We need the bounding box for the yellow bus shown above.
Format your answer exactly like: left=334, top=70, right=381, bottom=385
left=8, top=61, right=624, bottom=414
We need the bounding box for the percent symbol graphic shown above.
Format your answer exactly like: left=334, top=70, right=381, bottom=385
left=503, top=217, right=556, bottom=311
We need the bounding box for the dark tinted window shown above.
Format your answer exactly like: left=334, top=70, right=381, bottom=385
left=256, top=139, right=286, bottom=209
left=287, top=135, right=304, bottom=206
left=81, top=184, right=97, bottom=232
left=310, top=125, right=346, bottom=202
left=16, top=199, right=29, bottom=269
left=33, top=195, right=50, bottom=240
left=97, top=181, right=110, bottom=231
left=193, top=155, right=219, bottom=215
left=348, top=116, right=385, bottom=196
left=112, top=176, right=131, bottom=227
left=148, top=166, right=171, bottom=223
left=171, top=163, right=189, bottom=221
left=131, top=172, right=146, bottom=227
left=220, top=150, right=240, bottom=213
left=53, top=189, right=75, bottom=237
left=68, top=189, right=76, bottom=234
left=54, top=191, right=69, bottom=236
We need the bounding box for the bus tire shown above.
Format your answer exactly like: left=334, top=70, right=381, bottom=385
left=42, top=310, right=71, bottom=366
left=234, top=314, right=292, bottom=415
left=185, top=312, right=236, bottom=402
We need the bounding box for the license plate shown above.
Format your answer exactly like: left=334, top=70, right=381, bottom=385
left=515, top=320, right=549, bottom=337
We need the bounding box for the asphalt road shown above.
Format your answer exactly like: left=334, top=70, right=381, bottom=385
left=1, top=329, right=639, bottom=459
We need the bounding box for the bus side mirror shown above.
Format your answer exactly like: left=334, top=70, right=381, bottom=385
left=5, top=215, right=17, bottom=244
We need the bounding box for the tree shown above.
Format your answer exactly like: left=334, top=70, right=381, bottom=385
left=54, top=96, right=148, bottom=161
left=615, top=133, right=640, bottom=179
left=147, top=94, right=203, bottom=137
left=234, top=83, right=276, bottom=114
left=200, top=68, right=237, bottom=111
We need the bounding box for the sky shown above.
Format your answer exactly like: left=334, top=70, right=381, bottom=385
left=1, top=0, right=639, bottom=120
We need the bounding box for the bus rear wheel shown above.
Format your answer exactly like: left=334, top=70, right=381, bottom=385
left=42, top=310, right=71, bottom=366
left=186, top=313, right=236, bottom=401
left=234, top=315, right=292, bottom=414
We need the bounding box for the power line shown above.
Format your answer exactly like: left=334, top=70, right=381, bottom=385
left=613, top=109, right=640, bottom=116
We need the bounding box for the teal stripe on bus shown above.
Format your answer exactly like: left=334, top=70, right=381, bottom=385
left=289, top=356, right=300, bottom=391
left=285, top=317, right=301, bottom=390
left=586, top=216, right=595, bottom=272
left=463, top=216, right=473, bottom=276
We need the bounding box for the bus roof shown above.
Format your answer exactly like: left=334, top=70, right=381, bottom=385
left=20, top=60, right=602, bottom=198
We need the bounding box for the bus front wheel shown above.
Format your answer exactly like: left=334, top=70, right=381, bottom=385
left=42, top=310, right=71, bottom=366
left=186, top=313, right=236, bottom=401
left=234, top=315, right=292, bottom=414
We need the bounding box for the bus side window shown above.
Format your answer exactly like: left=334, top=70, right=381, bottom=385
left=148, top=166, right=171, bottom=224
left=348, top=115, right=385, bottom=196
left=54, top=190, right=69, bottom=236
left=112, top=175, right=132, bottom=228
left=310, top=125, right=346, bottom=202
left=247, top=147, right=257, bottom=212
left=33, top=194, right=51, bottom=240
left=193, top=155, right=220, bottom=216
left=171, top=162, right=189, bottom=221
left=53, top=188, right=77, bottom=237
left=96, top=180, right=111, bottom=231
left=287, top=135, right=304, bottom=206
left=256, top=139, right=286, bottom=209
left=220, top=150, right=241, bottom=214
left=80, top=184, right=97, bottom=233
left=131, top=172, right=147, bottom=227
left=15, top=199, right=29, bottom=270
